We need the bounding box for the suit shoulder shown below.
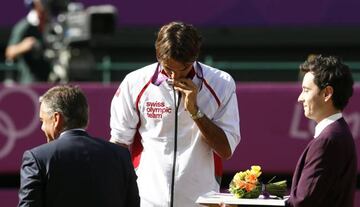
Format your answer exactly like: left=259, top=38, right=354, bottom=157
left=313, top=119, right=355, bottom=156
left=320, top=119, right=354, bottom=142
left=27, top=141, right=56, bottom=157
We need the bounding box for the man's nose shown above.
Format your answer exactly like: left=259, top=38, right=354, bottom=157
left=170, top=72, right=179, bottom=79
left=297, top=93, right=303, bottom=103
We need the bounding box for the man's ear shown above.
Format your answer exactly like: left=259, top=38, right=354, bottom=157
left=323, top=85, right=334, bottom=102
left=53, top=112, right=64, bottom=133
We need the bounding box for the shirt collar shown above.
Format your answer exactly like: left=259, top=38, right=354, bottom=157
left=314, top=112, right=342, bottom=138
left=152, top=62, right=199, bottom=86
left=59, top=128, right=86, bottom=138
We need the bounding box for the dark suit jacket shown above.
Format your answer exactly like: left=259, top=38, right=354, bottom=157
left=18, top=129, right=140, bottom=207
left=286, top=118, right=357, bottom=207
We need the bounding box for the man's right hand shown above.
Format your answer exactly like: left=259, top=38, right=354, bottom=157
left=5, top=37, right=37, bottom=61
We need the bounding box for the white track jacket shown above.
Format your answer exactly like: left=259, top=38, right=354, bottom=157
left=110, top=62, right=240, bottom=207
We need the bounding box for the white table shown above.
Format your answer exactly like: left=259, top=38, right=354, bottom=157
left=196, top=192, right=288, bottom=206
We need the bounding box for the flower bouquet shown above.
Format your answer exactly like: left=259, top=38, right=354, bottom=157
left=229, top=165, right=287, bottom=199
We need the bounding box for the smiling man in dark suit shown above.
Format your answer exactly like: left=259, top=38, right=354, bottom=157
left=286, top=55, right=357, bottom=207
left=18, top=85, right=140, bottom=207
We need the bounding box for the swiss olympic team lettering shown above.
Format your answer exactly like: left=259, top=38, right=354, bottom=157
left=146, top=101, right=172, bottom=118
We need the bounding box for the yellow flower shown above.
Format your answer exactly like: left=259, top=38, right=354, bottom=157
left=250, top=165, right=262, bottom=177
left=233, top=173, right=243, bottom=187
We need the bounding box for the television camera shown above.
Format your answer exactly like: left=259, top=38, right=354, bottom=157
left=42, top=0, right=117, bottom=82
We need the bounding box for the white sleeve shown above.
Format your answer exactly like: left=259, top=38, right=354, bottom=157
left=110, top=78, right=139, bottom=145
left=213, top=81, right=241, bottom=155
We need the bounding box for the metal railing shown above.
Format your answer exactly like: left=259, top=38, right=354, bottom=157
left=2, top=57, right=360, bottom=83
left=96, top=56, right=360, bottom=83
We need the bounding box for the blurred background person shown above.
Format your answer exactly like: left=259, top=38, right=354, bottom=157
left=5, top=0, right=52, bottom=83
left=18, top=85, right=140, bottom=207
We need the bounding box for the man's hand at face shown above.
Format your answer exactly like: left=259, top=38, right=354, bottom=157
left=173, top=78, right=198, bottom=114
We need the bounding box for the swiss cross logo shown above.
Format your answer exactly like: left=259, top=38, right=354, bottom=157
left=145, top=101, right=172, bottom=118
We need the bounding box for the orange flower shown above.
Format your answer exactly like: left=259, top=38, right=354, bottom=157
left=245, top=182, right=256, bottom=192
left=235, top=180, right=247, bottom=189
left=245, top=173, right=258, bottom=184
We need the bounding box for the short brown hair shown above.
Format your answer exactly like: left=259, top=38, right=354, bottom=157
left=155, top=21, right=202, bottom=63
left=300, top=55, right=354, bottom=110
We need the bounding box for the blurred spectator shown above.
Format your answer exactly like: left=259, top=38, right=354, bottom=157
left=5, top=0, right=52, bottom=83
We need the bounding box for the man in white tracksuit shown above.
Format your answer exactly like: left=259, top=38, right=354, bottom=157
left=110, top=21, right=241, bottom=207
